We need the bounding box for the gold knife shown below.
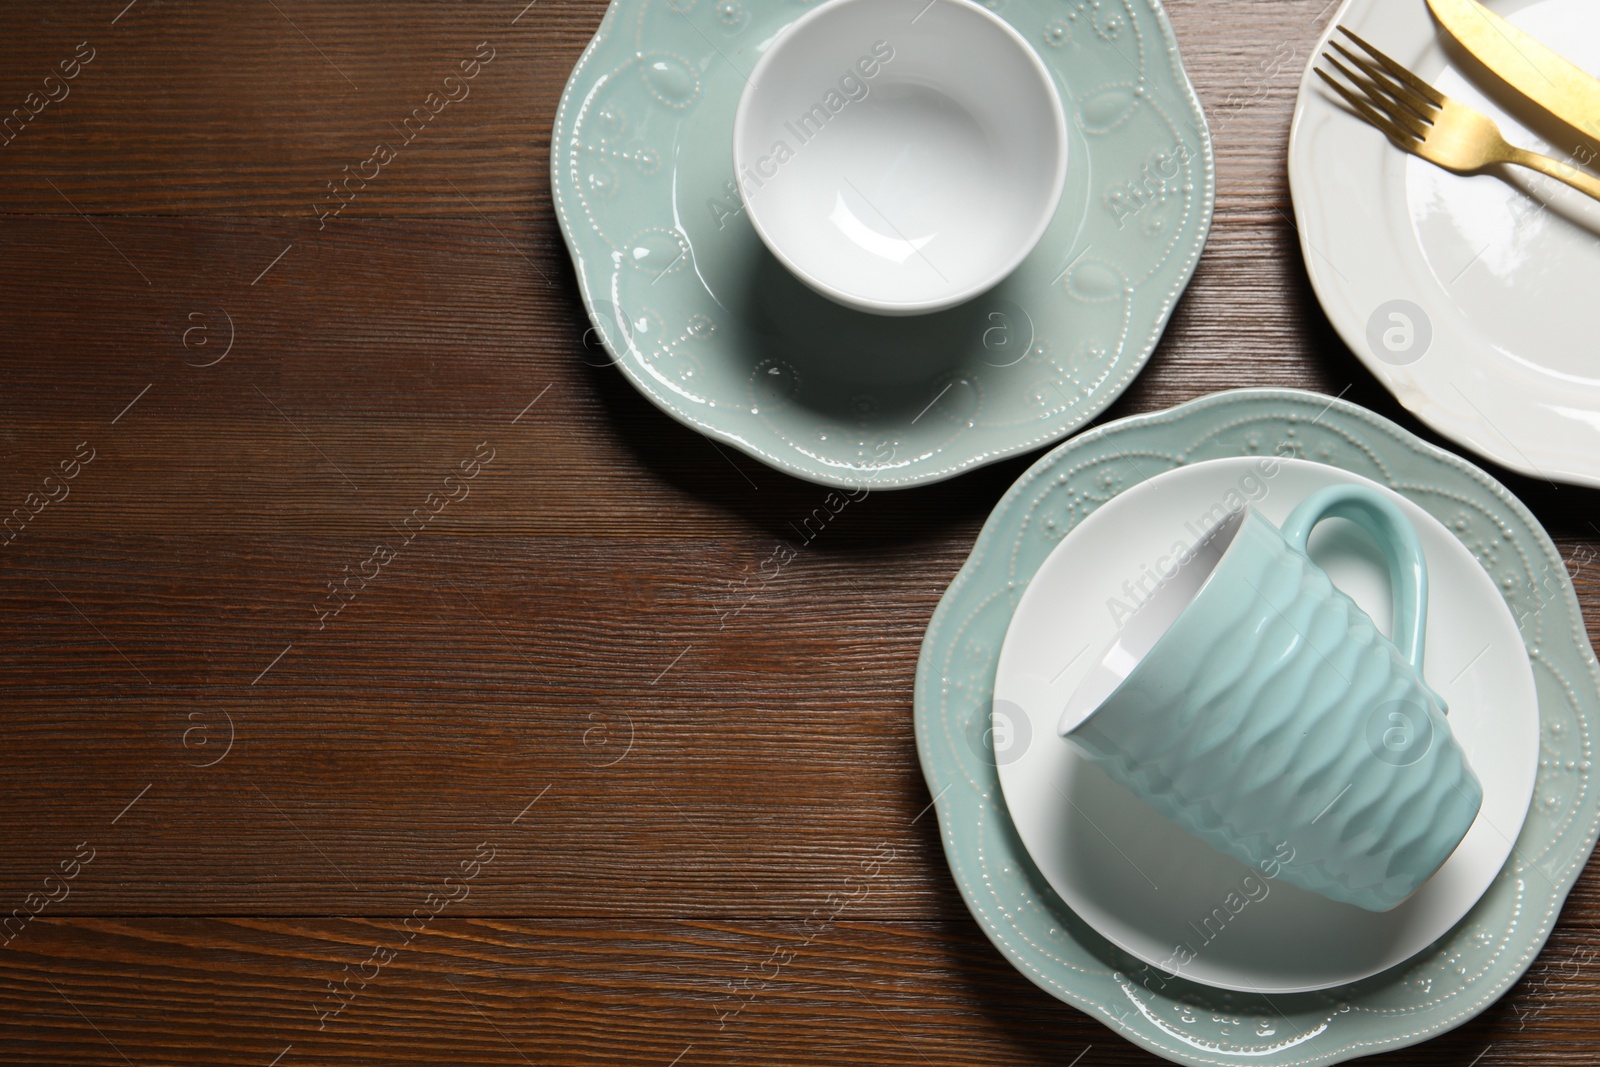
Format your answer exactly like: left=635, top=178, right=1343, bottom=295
left=1427, top=0, right=1600, bottom=141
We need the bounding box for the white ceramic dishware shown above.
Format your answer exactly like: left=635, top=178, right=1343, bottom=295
left=992, top=457, right=1538, bottom=993
left=733, top=0, right=1068, bottom=315
left=1290, top=0, right=1600, bottom=487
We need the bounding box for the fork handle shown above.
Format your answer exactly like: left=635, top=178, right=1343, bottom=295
left=1504, top=147, right=1600, bottom=205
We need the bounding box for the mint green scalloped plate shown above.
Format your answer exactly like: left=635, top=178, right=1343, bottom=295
left=551, top=0, right=1213, bottom=489
left=915, top=389, right=1600, bottom=1065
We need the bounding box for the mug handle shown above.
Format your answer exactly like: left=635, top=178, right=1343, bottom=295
left=1280, top=484, right=1446, bottom=713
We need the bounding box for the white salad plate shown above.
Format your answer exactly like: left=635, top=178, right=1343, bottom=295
left=992, top=457, right=1539, bottom=993
left=1289, top=0, right=1600, bottom=488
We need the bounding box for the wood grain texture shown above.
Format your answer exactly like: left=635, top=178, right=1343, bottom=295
left=5, top=916, right=1600, bottom=1067
left=0, top=0, right=587, bottom=215
left=2, top=0, right=1599, bottom=1062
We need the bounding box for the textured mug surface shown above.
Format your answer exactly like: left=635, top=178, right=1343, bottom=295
left=1065, top=484, right=1484, bottom=911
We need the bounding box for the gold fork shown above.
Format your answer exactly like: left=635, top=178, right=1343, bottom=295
left=1317, top=26, right=1600, bottom=204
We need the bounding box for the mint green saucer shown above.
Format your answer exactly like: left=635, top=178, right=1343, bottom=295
left=551, top=0, right=1214, bottom=488
left=915, top=389, right=1600, bottom=1065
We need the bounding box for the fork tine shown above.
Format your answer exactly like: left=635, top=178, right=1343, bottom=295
left=1323, top=53, right=1432, bottom=138
left=1337, top=25, right=1446, bottom=108
left=1316, top=66, right=1421, bottom=147
left=1330, top=41, right=1437, bottom=123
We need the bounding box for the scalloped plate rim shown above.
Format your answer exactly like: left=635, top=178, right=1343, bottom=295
left=549, top=0, right=1217, bottom=490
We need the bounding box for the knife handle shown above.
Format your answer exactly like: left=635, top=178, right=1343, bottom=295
left=1504, top=146, right=1600, bottom=206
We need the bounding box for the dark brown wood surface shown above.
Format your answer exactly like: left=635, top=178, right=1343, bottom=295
left=1, top=0, right=1596, bottom=1063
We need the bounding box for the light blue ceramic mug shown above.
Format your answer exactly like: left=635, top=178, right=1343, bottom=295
left=1057, top=484, right=1483, bottom=912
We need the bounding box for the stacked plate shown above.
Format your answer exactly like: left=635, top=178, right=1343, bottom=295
left=916, top=388, right=1600, bottom=1066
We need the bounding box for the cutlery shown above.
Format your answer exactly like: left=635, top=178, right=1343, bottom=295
left=1427, top=0, right=1600, bottom=146
left=1317, top=27, right=1600, bottom=204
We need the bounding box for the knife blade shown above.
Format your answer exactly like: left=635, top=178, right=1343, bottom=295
left=1427, top=0, right=1600, bottom=141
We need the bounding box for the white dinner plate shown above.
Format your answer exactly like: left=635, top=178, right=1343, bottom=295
left=992, top=457, right=1539, bottom=993
left=1289, top=0, right=1600, bottom=488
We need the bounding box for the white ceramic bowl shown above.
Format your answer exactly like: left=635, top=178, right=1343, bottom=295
left=732, top=0, right=1068, bottom=316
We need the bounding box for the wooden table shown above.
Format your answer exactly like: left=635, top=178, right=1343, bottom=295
left=1, top=1, right=1595, bottom=1063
